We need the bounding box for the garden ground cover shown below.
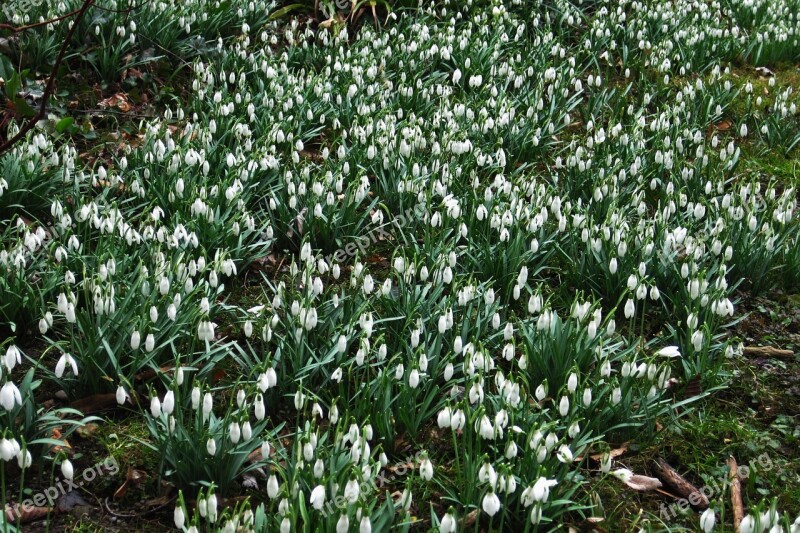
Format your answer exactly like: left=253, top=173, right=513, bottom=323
left=0, top=0, right=799, bottom=531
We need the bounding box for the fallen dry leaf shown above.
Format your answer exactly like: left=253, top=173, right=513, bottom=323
left=589, top=443, right=629, bottom=462
left=98, top=93, right=132, bottom=113
left=113, top=466, right=148, bottom=500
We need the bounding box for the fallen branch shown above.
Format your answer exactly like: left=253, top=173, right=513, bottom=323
left=728, top=456, right=744, bottom=531
left=743, top=345, right=794, bottom=359
left=653, top=458, right=709, bottom=509
left=0, top=0, right=95, bottom=157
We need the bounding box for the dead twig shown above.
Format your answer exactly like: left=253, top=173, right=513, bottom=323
left=729, top=456, right=745, bottom=531
left=653, top=458, right=709, bottom=510
left=743, top=345, right=794, bottom=359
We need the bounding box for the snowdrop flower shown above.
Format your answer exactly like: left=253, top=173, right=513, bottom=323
left=202, top=392, right=213, bottom=418
left=267, top=475, right=280, bottom=499
left=0, top=439, right=16, bottom=461
left=4, top=346, right=21, bottom=372
left=482, top=490, right=501, bottom=516
left=310, top=485, right=326, bottom=510
left=150, top=396, right=162, bottom=418
left=557, top=445, right=574, bottom=463
left=612, top=387, right=622, bottom=405
left=739, top=515, right=755, bottom=533
left=624, top=298, right=635, bottom=318
left=419, top=455, right=434, bottom=480
left=657, top=346, right=681, bottom=358
left=440, top=511, right=456, bottom=533
left=55, top=353, right=78, bottom=378
left=451, top=409, right=466, bottom=430
left=254, top=394, right=265, bottom=420
left=207, top=438, right=217, bottom=456
left=110, top=385, right=126, bottom=407
left=162, top=390, right=175, bottom=415
left=229, top=422, right=241, bottom=444
left=700, top=508, right=716, bottom=532
left=61, top=459, right=74, bottom=480
left=131, top=330, right=141, bottom=350
left=174, top=505, right=186, bottom=529
left=532, top=477, right=558, bottom=503
left=409, top=369, right=420, bottom=388
left=0, top=382, right=22, bottom=411
left=559, top=396, right=570, bottom=417
left=145, top=333, right=155, bottom=352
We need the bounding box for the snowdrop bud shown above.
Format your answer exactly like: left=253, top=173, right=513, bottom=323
left=61, top=459, right=74, bottom=480
left=116, top=385, right=127, bottom=405
left=150, top=396, right=162, bottom=417
left=207, top=438, right=217, bottom=456
left=174, top=505, right=186, bottom=529
left=444, top=363, right=454, bottom=381
left=131, top=330, right=141, bottom=350
left=203, top=392, right=213, bottom=417
left=254, top=394, right=265, bottom=420
left=559, top=396, right=570, bottom=417
left=229, top=422, right=241, bottom=444
left=267, top=475, right=280, bottom=499
left=162, top=390, right=175, bottom=415
left=567, top=372, right=578, bottom=393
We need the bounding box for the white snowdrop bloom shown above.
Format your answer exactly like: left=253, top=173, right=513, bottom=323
left=691, top=330, right=704, bottom=351
left=162, top=390, right=175, bottom=415
left=145, top=333, right=155, bottom=352
left=443, top=363, right=454, bottom=381
left=229, top=422, right=241, bottom=444
left=309, top=485, right=326, bottom=510
left=131, top=330, right=141, bottom=350
left=482, top=491, right=501, bottom=516
left=624, top=299, right=635, bottom=318
left=739, top=515, right=755, bottom=533
left=116, top=386, right=127, bottom=405
left=612, top=387, right=622, bottom=405
left=61, top=459, right=74, bottom=480
left=567, top=372, right=578, bottom=393
left=451, top=409, right=466, bottom=430
left=4, top=346, right=21, bottom=371
left=419, top=456, right=434, bottom=480
left=700, top=508, right=716, bottom=532
left=559, top=396, right=570, bottom=417
left=440, top=512, right=456, bottom=533
left=150, top=396, right=162, bottom=418
left=657, top=346, right=681, bottom=358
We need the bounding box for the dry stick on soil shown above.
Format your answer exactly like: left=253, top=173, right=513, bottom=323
left=743, top=345, right=794, bottom=359
left=729, top=456, right=745, bottom=531
left=653, top=458, right=709, bottom=510
left=0, top=0, right=95, bottom=157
